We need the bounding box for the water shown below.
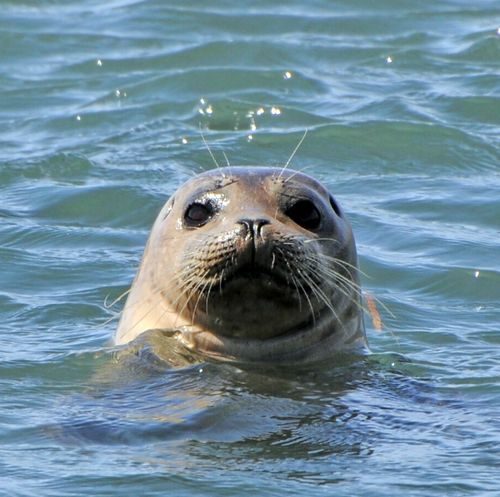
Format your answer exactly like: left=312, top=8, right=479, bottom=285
left=1, top=0, right=499, bottom=495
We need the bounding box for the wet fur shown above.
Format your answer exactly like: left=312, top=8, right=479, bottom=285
left=115, top=167, right=367, bottom=365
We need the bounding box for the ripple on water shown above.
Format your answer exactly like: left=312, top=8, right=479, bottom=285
left=1, top=1, right=500, bottom=496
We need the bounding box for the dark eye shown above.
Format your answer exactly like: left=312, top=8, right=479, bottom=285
left=184, top=202, right=213, bottom=227
left=285, top=199, right=321, bottom=231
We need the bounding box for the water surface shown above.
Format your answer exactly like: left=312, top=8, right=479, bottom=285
left=1, top=1, right=499, bottom=496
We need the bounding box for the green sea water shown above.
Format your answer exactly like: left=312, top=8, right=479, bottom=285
left=1, top=1, right=499, bottom=496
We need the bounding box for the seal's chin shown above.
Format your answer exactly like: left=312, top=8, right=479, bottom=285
left=177, top=302, right=339, bottom=365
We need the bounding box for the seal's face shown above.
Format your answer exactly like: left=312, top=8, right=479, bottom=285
left=116, top=167, right=366, bottom=364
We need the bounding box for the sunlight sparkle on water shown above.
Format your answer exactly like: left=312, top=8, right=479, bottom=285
left=198, top=99, right=213, bottom=115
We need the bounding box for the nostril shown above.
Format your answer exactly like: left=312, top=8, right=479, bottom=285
left=254, top=218, right=270, bottom=237
left=238, top=218, right=270, bottom=237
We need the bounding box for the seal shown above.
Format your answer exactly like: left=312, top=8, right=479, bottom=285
left=115, top=166, right=367, bottom=365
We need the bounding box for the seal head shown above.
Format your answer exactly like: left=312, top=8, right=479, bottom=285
left=115, top=167, right=366, bottom=365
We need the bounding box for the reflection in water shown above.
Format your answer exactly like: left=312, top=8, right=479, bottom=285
left=47, top=337, right=452, bottom=487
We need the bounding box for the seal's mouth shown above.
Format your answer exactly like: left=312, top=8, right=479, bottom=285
left=222, top=263, right=293, bottom=290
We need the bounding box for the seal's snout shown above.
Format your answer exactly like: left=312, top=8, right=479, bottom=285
left=237, top=218, right=270, bottom=239
left=236, top=217, right=271, bottom=267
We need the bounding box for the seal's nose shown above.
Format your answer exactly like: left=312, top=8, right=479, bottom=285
left=237, top=218, right=270, bottom=238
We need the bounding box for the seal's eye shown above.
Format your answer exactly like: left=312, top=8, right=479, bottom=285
left=285, top=199, right=321, bottom=231
left=184, top=202, right=213, bottom=227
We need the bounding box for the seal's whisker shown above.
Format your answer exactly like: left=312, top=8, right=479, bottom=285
left=275, top=246, right=316, bottom=322
left=319, top=270, right=367, bottom=316
left=171, top=266, right=211, bottom=321
left=105, top=293, right=149, bottom=316
left=173, top=282, right=202, bottom=327
left=303, top=254, right=361, bottom=296
left=309, top=252, right=369, bottom=280
left=306, top=257, right=390, bottom=320
left=149, top=296, right=181, bottom=332
left=91, top=310, right=122, bottom=330
left=308, top=254, right=373, bottom=303
left=191, top=278, right=212, bottom=324
left=307, top=259, right=365, bottom=307
left=119, top=300, right=161, bottom=342
left=222, top=151, right=231, bottom=167
left=308, top=257, right=362, bottom=292
left=104, top=288, right=131, bottom=310
left=204, top=277, right=216, bottom=315
left=159, top=232, right=206, bottom=244
left=294, top=272, right=317, bottom=325
left=288, top=273, right=303, bottom=312
left=298, top=268, right=340, bottom=322
left=279, top=128, right=308, bottom=179
left=281, top=164, right=316, bottom=184
left=218, top=268, right=225, bottom=295
left=304, top=237, right=342, bottom=248
left=200, top=125, right=221, bottom=170
left=177, top=266, right=209, bottom=297
left=92, top=289, right=132, bottom=330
